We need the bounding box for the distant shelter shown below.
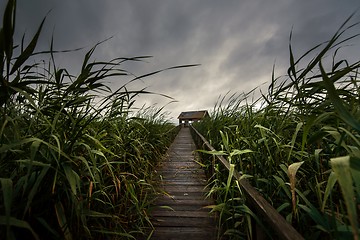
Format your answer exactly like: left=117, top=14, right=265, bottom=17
left=178, top=110, right=209, bottom=126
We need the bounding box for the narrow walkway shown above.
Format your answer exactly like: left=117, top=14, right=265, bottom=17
left=150, top=127, right=217, bottom=240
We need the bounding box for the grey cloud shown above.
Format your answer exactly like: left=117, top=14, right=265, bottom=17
left=2, top=0, right=360, bottom=122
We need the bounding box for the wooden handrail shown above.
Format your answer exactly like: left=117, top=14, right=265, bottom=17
left=189, top=124, right=304, bottom=240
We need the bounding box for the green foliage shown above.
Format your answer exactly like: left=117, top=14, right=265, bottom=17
left=195, top=14, right=360, bottom=239
left=0, top=0, right=181, bottom=239
left=331, top=156, right=360, bottom=239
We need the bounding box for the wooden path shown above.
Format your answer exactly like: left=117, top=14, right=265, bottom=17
left=150, top=127, right=217, bottom=240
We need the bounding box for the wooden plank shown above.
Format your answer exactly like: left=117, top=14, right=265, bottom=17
left=157, top=191, right=206, bottom=196
left=161, top=185, right=206, bottom=191
left=158, top=171, right=204, bottom=175
left=157, top=167, right=204, bottom=172
left=152, top=205, right=211, bottom=211
left=152, top=217, right=215, bottom=227
left=155, top=198, right=213, bottom=205
left=151, top=210, right=213, bottom=218
left=152, top=227, right=216, bottom=235
left=155, top=194, right=212, bottom=201
left=159, top=160, right=200, bottom=163
left=157, top=181, right=207, bottom=185
left=157, top=171, right=205, bottom=177
left=156, top=174, right=207, bottom=179
left=149, top=127, right=217, bottom=239
left=157, top=166, right=203, bottom=170
left=151, top=233, right=215, bottom=240
left=157, top=172, right=199, bottom=177
left=156, top=179, right=207, bottom=184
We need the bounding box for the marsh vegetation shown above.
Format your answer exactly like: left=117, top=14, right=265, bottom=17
left=1, top=0, right=360, bottom=239
left=0, top=1, right=180, bottom=239
left=194, top=14, right=360, bottom=240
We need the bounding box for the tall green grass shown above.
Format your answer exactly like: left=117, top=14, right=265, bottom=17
left=0, top=0, right=181, bottom=239
left=195, top=14, right=360, bottom=239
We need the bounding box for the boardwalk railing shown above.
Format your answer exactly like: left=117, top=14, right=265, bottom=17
left=189, top=125, right=304, bottom=240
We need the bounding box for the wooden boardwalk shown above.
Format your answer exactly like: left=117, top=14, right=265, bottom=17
left=150, top=127, right=217, bottom=240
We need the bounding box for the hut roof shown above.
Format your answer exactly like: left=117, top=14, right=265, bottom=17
left=178, top=110, right=209, bottom=120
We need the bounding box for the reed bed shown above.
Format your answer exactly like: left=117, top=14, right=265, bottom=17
left=0, top=1, right=181, bottom=239
left=194, top=15, right=360, bottom=240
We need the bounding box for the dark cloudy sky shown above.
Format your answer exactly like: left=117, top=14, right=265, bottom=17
left=2, top=0, right=360, bottom=122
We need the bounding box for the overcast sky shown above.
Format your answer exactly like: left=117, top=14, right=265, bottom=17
left=2, top=0, right=360, bottom=122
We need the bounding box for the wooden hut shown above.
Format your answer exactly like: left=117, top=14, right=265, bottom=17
left=178, top=110, right=209, bottom=126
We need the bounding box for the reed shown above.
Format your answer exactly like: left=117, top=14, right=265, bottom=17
left=0, top=1, right=181, bottom=239
left=195, top=14, right=360, bottom=239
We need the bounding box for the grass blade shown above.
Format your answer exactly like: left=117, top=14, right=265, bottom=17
left=0, top=178, right=12, bottom=238
left=331, top=156, right=359, bottom=239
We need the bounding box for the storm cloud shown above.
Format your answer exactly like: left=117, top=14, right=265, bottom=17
left=3, top=0, right=360, bottom=122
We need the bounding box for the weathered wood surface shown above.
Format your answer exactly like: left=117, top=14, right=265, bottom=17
left=150, top=127, right=217, bottom=240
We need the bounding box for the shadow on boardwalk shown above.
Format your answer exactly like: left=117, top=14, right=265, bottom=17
left=149, top=127, right=217, bottom=240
